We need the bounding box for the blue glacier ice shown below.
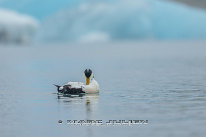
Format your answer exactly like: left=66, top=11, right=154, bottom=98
left=37, top=0, right=206, bottom=42
left=0, top=0, right=82, bottom=19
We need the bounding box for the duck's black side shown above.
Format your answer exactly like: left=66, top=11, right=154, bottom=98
left=54, top=84, right=85, bottom=95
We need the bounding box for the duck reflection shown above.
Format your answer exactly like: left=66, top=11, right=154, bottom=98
left=56, top=93, right=99, bottom=137
left=56, top=93, right=86, bottom=105
left=56, top=93, right=99, bottom=114
left=85, top=94, right=99, bottom=118
left=85, top=94, right=99, bottom=137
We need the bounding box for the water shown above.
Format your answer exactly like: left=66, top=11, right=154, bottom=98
left=0, top=41, right=206, bottom=137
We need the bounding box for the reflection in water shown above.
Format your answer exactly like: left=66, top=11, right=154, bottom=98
left=57, top=93, right=99, bottom=113
left=85, top=94, right=99, bottom=137
left=56, top=93, right=99, bottom=117
left=85, top=94, right=99, bottom=118
left=57, top=93, right=86, bottom=105
left=56, top=93, right=99, bottom=137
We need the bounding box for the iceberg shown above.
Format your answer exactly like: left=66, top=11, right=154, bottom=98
left=0, top=9, right=38, bottom=44
left=38, top=0, right=206, bottom=42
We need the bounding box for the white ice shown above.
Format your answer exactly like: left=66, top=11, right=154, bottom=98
left=0, top=9, right=38, bottom=43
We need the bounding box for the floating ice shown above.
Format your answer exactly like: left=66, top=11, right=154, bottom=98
left=38, top=0, right=206, bottom=42
left=0, top=9, right=38, bottom=44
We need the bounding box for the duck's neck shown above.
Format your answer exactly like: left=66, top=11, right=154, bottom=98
left=86, top=77, right=90, bottom=85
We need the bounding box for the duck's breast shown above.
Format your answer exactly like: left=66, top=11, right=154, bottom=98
left=85, top=79, right=99, bottom=93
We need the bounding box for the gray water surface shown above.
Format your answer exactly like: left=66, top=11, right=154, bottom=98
left=0, top=41, right=206, bottom=137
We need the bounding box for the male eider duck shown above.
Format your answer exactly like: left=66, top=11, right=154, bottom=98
left=54, top=69, right=99, bottom=94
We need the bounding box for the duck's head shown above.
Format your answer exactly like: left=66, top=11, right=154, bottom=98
left=84, top=69, right=92, bottom=85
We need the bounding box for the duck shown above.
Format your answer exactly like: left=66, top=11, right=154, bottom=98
left=54, top=69, right=99, bottom=94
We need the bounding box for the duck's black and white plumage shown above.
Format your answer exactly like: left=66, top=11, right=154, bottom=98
left=54, top=82, right=85, bottom=94
left=54, top=69, right=99, bottom=95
